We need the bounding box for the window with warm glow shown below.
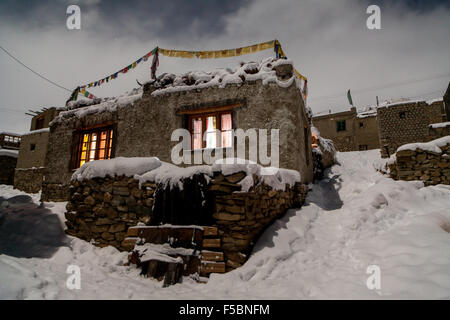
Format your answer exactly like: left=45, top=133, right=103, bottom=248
left=73, top=127, right=114, bottom=168
left=188, top=111, right=233, bottom=150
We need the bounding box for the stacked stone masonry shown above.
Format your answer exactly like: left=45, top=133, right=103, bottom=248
left=378, top=101, right=445, bottom=158
left=388, top=143, right=450, bottom=186
left=13, top=168, right=45, bottom=193
left=64, top=171, right=308, bottom=273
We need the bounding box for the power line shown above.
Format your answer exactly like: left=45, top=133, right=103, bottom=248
left=309, top=72, right=450, bottom=101
left=0, top=45, right=72, bottom=92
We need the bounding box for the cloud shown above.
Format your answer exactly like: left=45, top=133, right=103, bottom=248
left=0, top=0, right=449, bottom=133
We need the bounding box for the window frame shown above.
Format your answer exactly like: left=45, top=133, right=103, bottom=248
left=336, top=120, right=346, bottom=132
left=187, top=110, right=233, bottom=150
left=71, top=125, right=115, bottom=170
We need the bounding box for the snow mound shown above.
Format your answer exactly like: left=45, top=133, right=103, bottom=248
left=1, top=150, right=450, bottom=299
left=136, top=162, right=212, bottom=190
left=430, top=122, right=450, bottom=129
left=52, top=87, right=143, bottom=125
left=72, top=157, right=162, bottom=181
left=0, top=148, right=18, bottom=158
left=397, top=135, right=450, bottom=154
left=148, top=57, right=302, bottom=96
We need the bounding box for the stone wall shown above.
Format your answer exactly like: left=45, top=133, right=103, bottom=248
left=43, top=71, right=313, bottom=202
left=428, top=123, right=450, bottom=141
left=64, top=175, right=155, bottom=250
left=64, top=170, right=308, bottom=271
left=378, top=101, right=445, bottom=158
left=388, top=142, right=450, bottom=186
left=13, top=168, right=45, bottom=193
left=209, top=172, right=308, bottom=271
left=0, top=155, right=17, bottom=185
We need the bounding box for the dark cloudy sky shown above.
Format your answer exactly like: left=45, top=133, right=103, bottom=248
left=0, top=0, right=449, bottom=133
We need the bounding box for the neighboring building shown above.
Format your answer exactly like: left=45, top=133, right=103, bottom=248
left=41, top=59, right=314, bottom=202
left=14, top=107, right=61, bottom=193
left=444, top=82, right=450, bottom=121
left=377, top=99, right=447, bottom=158
left=0, top=132, right=21, bottom=185
left=312, top=107, right=380, bottom=152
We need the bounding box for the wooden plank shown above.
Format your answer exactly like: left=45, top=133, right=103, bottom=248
left=202, top=238, right=221, bottom=249
left=203, top=226, right=218, bottom=237
left=200, top=261, right=226, bottom=274
left=176, top=103, right=241, bottom=116
left=122, top=237, right=137, bottom=246
left=201, top=251, right=224, bottom=262
left=136, top=226, right=203, bottom=248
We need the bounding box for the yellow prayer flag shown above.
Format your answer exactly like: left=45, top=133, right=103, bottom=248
left=260, top=40, right=275, bottom=50
left=241, top=46, right=251, bottom=55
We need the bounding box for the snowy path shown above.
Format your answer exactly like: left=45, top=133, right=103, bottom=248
left=1, top=150, right=450, bottom=299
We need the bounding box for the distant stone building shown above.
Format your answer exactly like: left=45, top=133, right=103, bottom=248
left=14, top=107, right=61, bottom=193
left=42, top=59, right=314, bottom=202
left=0, top=132, right=21, bottom=185
left=312, top=107, right=380, bottom=152
left=377, top=99, right=447, bottom=158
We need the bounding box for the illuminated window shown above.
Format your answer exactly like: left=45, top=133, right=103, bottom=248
left=73, top=126, right=114, bottom=168
left=188, top=111, right=233, bottom=150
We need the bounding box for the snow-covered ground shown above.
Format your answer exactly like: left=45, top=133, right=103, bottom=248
left=1, top=150, right=450, bottom=299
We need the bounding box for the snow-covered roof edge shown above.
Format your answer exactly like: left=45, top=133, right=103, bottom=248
left=21, top=128, right=50, bottom=136
left=0, top=148, right=19, bottom=158
left=72, top=156, right=301, bottom=193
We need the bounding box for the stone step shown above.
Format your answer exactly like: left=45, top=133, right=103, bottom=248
left=200, top=261, right=226, bottom=275
left=201, top=250, right=224, bottom=262
left=121, top=237, right=138, bottom=251
left=202, top=238, right=221, bottom=249
left=203, top=226, right=218, bottom=237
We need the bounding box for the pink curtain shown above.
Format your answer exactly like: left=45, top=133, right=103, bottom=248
left=192, top=118, right=202, bottom=150
left=221, top=114, right=232, bottom=147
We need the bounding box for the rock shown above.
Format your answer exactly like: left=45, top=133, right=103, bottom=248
left=212, top=212, right=242, bottom=221
left=104, top=192, right=113, bottom=202
left=131, top=187, right=143, bottom=198
left=109, top=223, right=126, bottom=233
left=96, top=218, right=113, bottom=225
left=225, top=171, right=246, bottom=183
left=84, top=196, right=96, bottom=206
left=101, top=232, right=115, bottom=241
left=113, top=187, right=130, bottom=196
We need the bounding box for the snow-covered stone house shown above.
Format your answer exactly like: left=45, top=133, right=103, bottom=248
left=42, top=58, right=314, bottom=202
left=39, top=58, right=317, bottom=281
